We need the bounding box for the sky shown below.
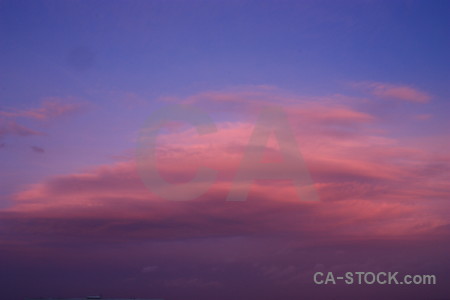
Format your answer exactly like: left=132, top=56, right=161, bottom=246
left=0, top=0, right=449, bottom=299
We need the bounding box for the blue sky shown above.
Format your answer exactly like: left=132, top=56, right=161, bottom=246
left=2, top=0, right=449, bottom=99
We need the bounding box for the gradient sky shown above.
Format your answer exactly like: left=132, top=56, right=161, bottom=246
left=1, top=1, right=449, bottom=300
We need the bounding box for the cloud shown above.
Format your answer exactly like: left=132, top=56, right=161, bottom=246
left=1, top=86, right=448, bottom=300
left=31, top=146, right=45, bottom=154
left=3, top=89, right=448, bottom=245
left=0, top=98, right=84, bottom=121
left=4, top=115, right=449, bottom=241
left=352, top=81, right=431, bottom=103
left=0, top=98, right=85, bottom=140
left=0, top=119, right=43, bottom=138
left=160, top=86, right=375, bottom=136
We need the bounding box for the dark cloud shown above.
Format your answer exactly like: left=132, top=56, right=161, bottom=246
left=0, top=119, right=42, bottom=138
left=31, top=146, right=45, bottom=154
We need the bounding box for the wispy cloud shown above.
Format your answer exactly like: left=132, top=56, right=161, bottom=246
left=0, top=119, right=43, bottom=138
left=0, top=98, right=84, bottom=120
left=351, top=81, right=431, bottom=103
left=0, top=97, right=85, bottom=139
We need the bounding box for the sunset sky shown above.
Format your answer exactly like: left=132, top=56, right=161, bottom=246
left=1, top=1, right=449, bottom=299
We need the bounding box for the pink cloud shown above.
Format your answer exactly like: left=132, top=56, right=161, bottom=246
left=352, top=81, right=431, bottom=103
left=0, top=119, right=43, bottom=137
left=0, top=97, right=85, bottom=140
left=1, top=88, right=449, bottom=300
left=5, top=114, right=449, bottom=240
left=2, top=87, right=449, bottom=256
left=0, top=97, right=84, bottom=121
